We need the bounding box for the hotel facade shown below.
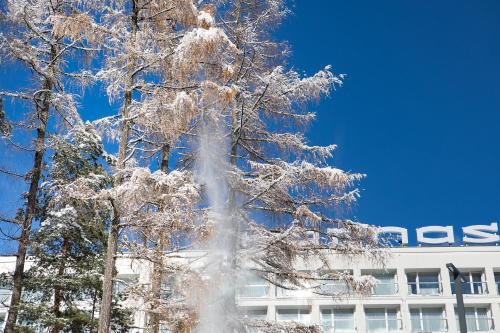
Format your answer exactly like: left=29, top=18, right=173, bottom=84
left=1, top=244, right=500, bottom=332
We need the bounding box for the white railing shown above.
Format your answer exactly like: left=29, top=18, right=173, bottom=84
left=411, top=318, right=448, bottom=332
left=456, top=317, right=495, bottom=332
left=451, top=281, right=488, bottom=295
left=407, top=281, right=442, bottom=295
left=237, top=285, right=269, bottom=298
left=371, top=282, right=399, bottom=296
left=322, top=321, right=356, bottom=332
left=366, top=318, right=403, bottom=332
left=275, top=287, right=311, bottom=297
left=0, top=291, right=11, bottom=307
left=317, top=282, right=349, bottom=295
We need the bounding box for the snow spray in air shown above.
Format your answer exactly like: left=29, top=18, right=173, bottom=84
left=195, top=115, right=243, bottom=333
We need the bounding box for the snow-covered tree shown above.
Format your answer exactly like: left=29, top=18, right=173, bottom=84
left=14, top=125, right=131, bottom=333
left=150, top=1, right=386, bottom=332
left=0, top=1, right=95, bottom=331
left=57, top=1, right=203, bottom=331
left=0, top=1, right=386, bottom=332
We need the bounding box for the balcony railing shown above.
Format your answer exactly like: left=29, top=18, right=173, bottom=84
left=237, top=285, right=269, bottom=298
left=317, top=282, right=350, bottom=295
left=276, top=287, right=312, bottom=298
left=407, top=282, right=442, bottom=295
left=456, top=317, right=495, bottom=332
left=366, top=318, right=403, bottom=332
left=322, top=321, right=356, bottom=333
left=411, top=318, right=448, bottom=332
left=371, top=282, right=399, bottom=296
left=0, top=291, right=11, bottom=307
left=451, top=281, right=488, bottom=295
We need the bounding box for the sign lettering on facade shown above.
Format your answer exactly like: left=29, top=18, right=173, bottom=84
left=378, top=223, right=499, bottom=246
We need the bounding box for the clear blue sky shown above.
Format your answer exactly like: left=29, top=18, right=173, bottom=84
left=277, top=0, right=500, bottom=243
left=1, top=0, right=500, bottom=251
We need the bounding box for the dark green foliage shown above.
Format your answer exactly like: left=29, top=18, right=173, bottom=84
left=15, top=124, right=131, bottom=332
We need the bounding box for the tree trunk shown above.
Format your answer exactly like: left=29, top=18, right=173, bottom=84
left=97, top=90, right=132, bottom=333
left=97, top=203, right=120, bottom=333
left=97, top=2, right=138, bottom=332
left=3, top=69, right=53, bottom=333
left=149, top=144, right=170, bottom=333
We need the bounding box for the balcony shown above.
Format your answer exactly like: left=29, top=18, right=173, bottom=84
left=317, top=281, right=350, bottom=295
left=0, top=290, right=10, bottom=307
left=322, top=319, right=356, bottom=333
left=407, top=281, right=442, bottom=296
left=451, top=281, right=488, bottom=295
left=276, top=287, right=311, bottom=298
left=237, top=285, right=269, bottom=298
left=410, top=318, right=448, bottom=332
left=371, top=282, right=399, bottom=296
left=366, top=318, right=403, bottom=332
left=456, top=318, right=495, bottom=332
left=322, top=308, right=355, bottom=333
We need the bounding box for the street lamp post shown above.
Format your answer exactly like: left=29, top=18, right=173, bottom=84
left=447, top=263, right=467, bottom=333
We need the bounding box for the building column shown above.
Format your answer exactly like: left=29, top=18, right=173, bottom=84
left=445, top=302, right=457, bottom=333
left=484, top=267, right=497, bottom=295
left=355, top=302, right=365, bottom=333
left=440, top=266, right=452, bottom=297
left=267, top=304, right=276, bottom=321
left=396, top=267, right=407, bottom=297
left=310, top=303, right=321, bottom=326
left=400, top=300, right=410, bottom=332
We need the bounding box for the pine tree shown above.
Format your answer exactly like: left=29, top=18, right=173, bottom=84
left=15, top=124, right=131, bottom=333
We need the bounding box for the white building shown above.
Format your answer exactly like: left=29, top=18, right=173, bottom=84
left=1, top=245, right=500, bottom=333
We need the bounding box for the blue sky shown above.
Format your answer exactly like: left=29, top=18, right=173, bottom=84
left=277, top=0, right=500, bottom=243
left=1, top=0, right=500, bottom=251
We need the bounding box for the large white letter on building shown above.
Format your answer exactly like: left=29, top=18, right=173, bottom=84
left=416, top=226, right=454, bottom=245
left=462, top=223, right=500, bottom=244
left=378, top=226, right=409, bottom=245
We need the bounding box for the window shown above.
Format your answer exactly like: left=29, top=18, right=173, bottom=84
left=450, top=271, right=486, bottom=295
left=410, top=307, right=447, bottom=332
left=114, top=274, right=139, bottom=295
left=241, top=308, right=267, bottom=333
left=237, top=276, right=269, bottom=298
left=455, top=307, right=494, bottom=332
left=317, top=271, right=352, bottom=295
left=321, top=308, right=355, bottom=332
left=240, top=308, right=267, bottom=320
left=365, top=272, right=398, bottom=295
left=365, top=308, right=400, bottom=332
left=0, top=281, right=11, bottom=307
left=276, top=308, right=310, bottom=324
left=495, top=272, right=500, bottom=294
left=160, top=281, right=172, bottom=301
left=159, top=323, right=171, bottom=333
left=407, top=272, right=441, bottom=295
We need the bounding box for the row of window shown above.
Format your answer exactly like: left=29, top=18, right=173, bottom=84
left=240, top=305, right=496, bottom=333
left=237, top=271, right=500, bottom=298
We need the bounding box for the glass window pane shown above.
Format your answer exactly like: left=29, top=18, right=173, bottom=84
left=419, top=273, right=440, bottom=295
left=321, top=309, right=333, bottom=330
left=299, top=309, right=311, bottom=323
left=419, top=273, right=439, bottom=283
left=243, top=309, right=267, bottom=320
left=277, top=309, right=298, bottom=321
left=410, top=310, right=422, bottom=331
left=421, top=308, right=444, bottom=332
